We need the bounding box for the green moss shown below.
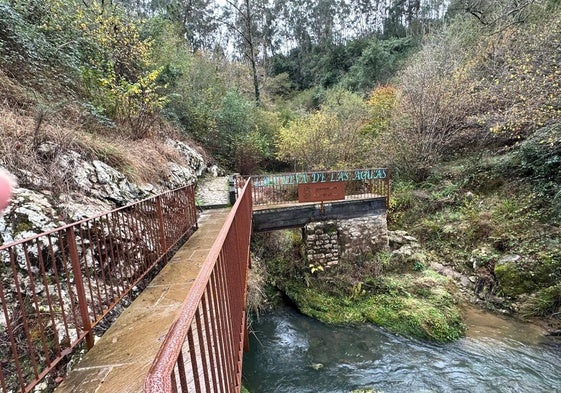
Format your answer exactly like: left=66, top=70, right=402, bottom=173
left=285, top=270, right=465, bottom=342
left=323, top=223, right=338, bottom=234
left=494, top=262, right=535, bottom=297
left=15, top=219, right=33, bottom=234
left=495, top=255, right=561, bottom=298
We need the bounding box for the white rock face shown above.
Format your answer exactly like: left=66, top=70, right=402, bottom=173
left=1, top=139, right=212, bottom=246
left=166, top=162, right=198, bottom=189
left=58, top=193, right=114, bottom=222
left=55, top=151, right=145, bottom=206
left=166, top=139, right=207, bottom=177
left=0, top=187, right=63, bottom=245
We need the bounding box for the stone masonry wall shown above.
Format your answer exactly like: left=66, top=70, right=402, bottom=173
left=304, top=215, right=389, bottom=269
left=305, top=221, right=340, bottom=269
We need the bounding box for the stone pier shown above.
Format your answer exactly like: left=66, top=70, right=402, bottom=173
left=304, top=215, right=389, bottom=269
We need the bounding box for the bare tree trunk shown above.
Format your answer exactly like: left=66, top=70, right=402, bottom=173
left=244, top=0, right=261, bottom=104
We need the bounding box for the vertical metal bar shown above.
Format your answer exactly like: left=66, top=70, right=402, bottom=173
left=49, top=235, right=71, bottom=344
left=120, top=209, right=136, bottom=282
left=229, top=222, right=244, bottom=384
left=25, top=240, right=53, bottom=367
left=113, top=210, right=133, bottom=287
left=0, top=252, right=26, bottom=390
left=171, top=369, right=179, bottom=393
left=91, top=218, right=112, bottom=306
left=201, top=292, right=219, bottom=391
left=0, top=361, right=7, bottom=393
left=13, top=244, right=40, bottom=379
left=57, top=234, right=81, bottom=344
left=194, top=308, right=211, bottom=393
left=186, top=329, right=201, bottom=392
left=99, top=218, right=118, bottom=305
left=176, top=350, right=189, bottom=392
left=76, top=224, right=97, bottom=322
left=208, top=272, right=227, bottom=392
left=85, top=222, right=104, bottom=319
left=36, top=238, right=63, bottom=359
left=216, top=251, right=235, bottom=390
left=105, top=212, right=124, bottom=296
left=156, top=195, right=168, bottom=256
left=66, top=227, right=94, bottom=349
left=385, top=168, right=391, bottom=209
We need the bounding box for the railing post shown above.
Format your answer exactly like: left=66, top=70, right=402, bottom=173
left=385, top=168, right=391, bottom=209
left=155, top=195, right=167, bottom=255
left=66, top=227, right=94, bottom=350
left=229, top=174, right=239, bottom=205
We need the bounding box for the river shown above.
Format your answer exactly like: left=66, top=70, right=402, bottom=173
left=242, top=304, right=561, bottom=393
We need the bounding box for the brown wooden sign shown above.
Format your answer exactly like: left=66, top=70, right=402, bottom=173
left=298, top=182, right=346, bottom=203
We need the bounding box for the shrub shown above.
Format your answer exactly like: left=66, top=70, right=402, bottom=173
left=381, top=17, right=479, bottom=180
left=77, top=2, right=167, bottom=139
left=276, top=88, right=375, bottom=170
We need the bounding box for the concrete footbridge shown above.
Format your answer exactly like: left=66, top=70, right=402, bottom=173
left=0, top=168, right=389, bottom=393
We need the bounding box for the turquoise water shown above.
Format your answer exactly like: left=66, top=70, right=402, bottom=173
left=242, top=305, right=561, bottom=393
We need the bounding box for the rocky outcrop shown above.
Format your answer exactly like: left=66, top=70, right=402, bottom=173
left=0, top=188, right=63, bottom=246
left=55, top=151, right=147, bottom=206
left=0, top=139, right=212, bottom=247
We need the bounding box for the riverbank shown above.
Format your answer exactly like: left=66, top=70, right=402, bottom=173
left=389, top=150, right=561, bottom=334
left=250, top=228, right=466, bottom=342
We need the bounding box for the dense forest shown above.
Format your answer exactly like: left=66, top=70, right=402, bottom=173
left=1, top=0, right=561, bottom=338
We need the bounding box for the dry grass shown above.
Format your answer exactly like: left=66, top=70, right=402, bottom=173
left=0, top=70, right=37, bottom=113
left=0, top=74, right=205, bottom=194
left=0, top=62, right=217, bottom=201
left=246, top=256, right=269, bottom=317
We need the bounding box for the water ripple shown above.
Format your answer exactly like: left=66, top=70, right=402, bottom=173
left=243, top=306, right=561, bottom=393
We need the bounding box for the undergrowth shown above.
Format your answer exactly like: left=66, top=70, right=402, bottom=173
left=284, top=269, right=465, bottom=342
left=389, top=146, right=561, bottom=325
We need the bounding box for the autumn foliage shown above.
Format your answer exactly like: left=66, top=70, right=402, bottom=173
left=381, top=2, right=561, bottom=179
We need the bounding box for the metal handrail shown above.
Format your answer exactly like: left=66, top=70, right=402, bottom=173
left=144, top=180, right=252, bottom=392
left=238, top=168, right=390, bottom=207
left=0, top=185, right=198, bottom=393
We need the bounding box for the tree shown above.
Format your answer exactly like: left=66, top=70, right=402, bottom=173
left=146, top=0, right=220, bottom=51
left=276, top=89, right=374, bottom=170
left=77, top=1, right=168, bottom=138
left=461, top=0, right=537, bottom=31
left=221, top=0, right=266, bottom=104
left=381, top=17, right=477, bottom=179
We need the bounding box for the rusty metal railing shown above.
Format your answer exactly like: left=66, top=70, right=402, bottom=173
left=237, top=168, right=390, bottom=207
left=144, top=180, right=252, bottom=393
left=0, top=185, right=197, bottom=393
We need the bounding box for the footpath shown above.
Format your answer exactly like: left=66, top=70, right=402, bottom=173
left=54, top=208, right=230, bottom=393
left=195, top=175, right=230, bottom=208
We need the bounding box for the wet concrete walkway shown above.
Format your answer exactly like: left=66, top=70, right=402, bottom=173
left=55, top=208, right=230, bottom=393
left=195, top=175, right=230, bottom=208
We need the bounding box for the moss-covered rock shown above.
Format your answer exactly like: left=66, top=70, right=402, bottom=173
left=495, top=255, right=561, bottom=298
left=285, top=269, right=465, bottom=342
left=520, top=283, right=561, bottom=318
